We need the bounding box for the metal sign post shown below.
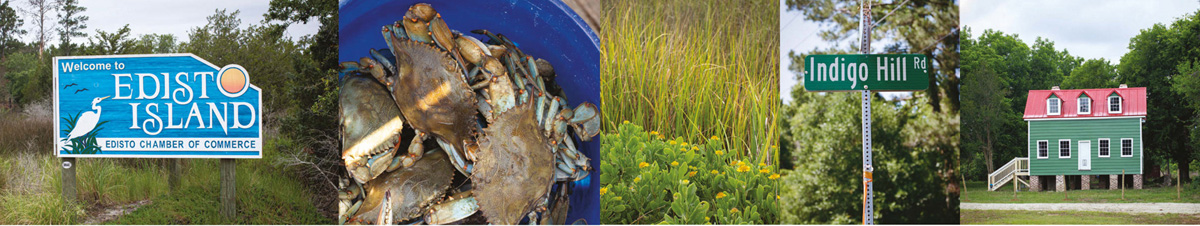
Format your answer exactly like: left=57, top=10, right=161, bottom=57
left=801, top=1, right=930, bottom=224
left=859, top=1, right=874, bottom=224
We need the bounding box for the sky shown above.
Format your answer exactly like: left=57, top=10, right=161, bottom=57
left=17, top=0, right=320, bottom=44
left=781, top=0, right=1199, bottom=103
left=779, top=0, right=903, bottom=103
left=962, top=0, right=1199, bottom=65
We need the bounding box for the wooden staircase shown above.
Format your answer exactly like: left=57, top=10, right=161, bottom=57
left=988, top=157, right=1030, bottom=191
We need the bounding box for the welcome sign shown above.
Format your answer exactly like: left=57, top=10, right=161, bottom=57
left=803, top=54, right=930, bottom=91
left=53, top=54, right=263, bottom=158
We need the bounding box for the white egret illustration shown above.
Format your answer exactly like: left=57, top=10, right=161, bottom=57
left=60, top=96, right=110, bottom=153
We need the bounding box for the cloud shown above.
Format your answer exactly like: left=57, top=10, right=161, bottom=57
left=962, top=0, right=1199, bottom=64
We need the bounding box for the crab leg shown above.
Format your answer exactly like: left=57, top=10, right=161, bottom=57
left=368, top=48, right=396, bottom=76
left=535, top=92, right=547, bottom=126
left=435, top=138, right=473, bottom=175
left=391, top=131, right=428, bottom=171
left=568, top=102, right=601, bottom=141
left=543, top=97, right=560, bottom=135
left=562, top=137, right=589, bottom=169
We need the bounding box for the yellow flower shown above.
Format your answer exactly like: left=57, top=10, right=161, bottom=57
left=639, top=162, right=649, bottom=168
left=614, top=196, right=622, bottom=201
left=692, top=146, right=699, bottom=151
left=681, top=142, right=688, bottom=146
left=769, top=173, right=781, bottom=180
left=657, top=134, right=665, bottom=139
left=649, top=131, right=658, bottom=135
left=777, top=195, right=781, bottom=199
left=687, top=171, right=697, bottom=177
left=758, top=163, right=766, bottom=167
left=668, top=140, right=677, bottom=145
left=680, top=179, right=689, bottom=184
left=623, top=120, right=630, bottom=124
left=710, top=169, right=719, bottom=174
left=711, top=135, right=720, bottom=140
left=730, top=208, right=740, bottom=214
left=715, top=192, right=727, bottom=199
left=705, top=217, right=710, bottom=221
left=600, top=187, right=608, bottom=196
left=736, top=160, right=745, bottom=166
left=680, top=148, right=687, bottom=152
left=633, top=176, right=642, bottom=183
left=737, top=165, right=751, bottom=173
left=715, top=150, right=724, bottom=156
left=759, top=168, right=770, bottom=174
left=670, top=161, right=679, bottom=166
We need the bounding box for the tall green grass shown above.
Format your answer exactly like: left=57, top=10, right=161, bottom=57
left=601, top=0, right=780, bottom=164
left=0, top=109, right=328, bottom=224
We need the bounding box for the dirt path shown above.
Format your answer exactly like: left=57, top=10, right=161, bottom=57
left=961, top=202, right=1200, bottom=214
left=82, top=200, right=151, bottom=224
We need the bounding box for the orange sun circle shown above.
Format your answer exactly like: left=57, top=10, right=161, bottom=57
left=220, top=68, right=246, bottom=94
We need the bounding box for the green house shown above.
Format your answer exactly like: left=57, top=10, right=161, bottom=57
left=988, top=85, right=1146, bottom=192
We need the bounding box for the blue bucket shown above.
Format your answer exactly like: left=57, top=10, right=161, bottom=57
left=338, top=0, right=600, bottom=224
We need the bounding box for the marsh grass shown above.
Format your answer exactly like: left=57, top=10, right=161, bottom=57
left=601, top=0, right=779, bottom=164
left=0, top=108, right=327, bottom=224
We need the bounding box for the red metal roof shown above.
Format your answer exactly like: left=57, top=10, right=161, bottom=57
left=1023, top=87, right=1147, bottom=119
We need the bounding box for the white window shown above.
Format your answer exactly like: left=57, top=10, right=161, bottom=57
left=1037, top=140, right=1049, bottom=158
left=1078, top=96, right=1091, bottom=114
left=1059, top=139, right=1071, bottom=158
left=1109, top=96, right=1122, bottom=113
left=1098, top=138, right=1110, bottom=157
left=1048, top=96, right=1061, bottom=115
left=1121, top=138, right=1133, bottom=157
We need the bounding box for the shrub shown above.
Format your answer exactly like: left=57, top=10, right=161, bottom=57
left=601, top=122, right=779, bottom=224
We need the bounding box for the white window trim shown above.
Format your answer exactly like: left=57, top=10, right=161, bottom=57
left=1037, top=140, right=1049, bottom=159
left=1047, top=97, right=1061, bottom=115
left=1098, top=138, right=1110, bottom=157
left=1121, top=138, right=1133, bottom=157
left=1109, top=96, right=1122, bottom=113
left=1078, top=96, right=1091, bottom=114
left=1058, top=139, right=1071, bottom=159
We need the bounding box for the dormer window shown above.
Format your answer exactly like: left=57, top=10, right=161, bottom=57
left=1078, top=95, right=1091, bottom=114
left=1047, top=95, right=1061, bottom=115
left=1109, top=94, right=1122, bottom=113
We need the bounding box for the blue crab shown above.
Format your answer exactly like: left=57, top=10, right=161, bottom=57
left=338, top=74, right=406, bottom=184
left=340, top=150, right=454, bottom=224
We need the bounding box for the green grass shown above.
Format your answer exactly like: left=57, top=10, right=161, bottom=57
left=962, top=209, right=1200, bottom=224
left=0, top=112, right=330, bottom=225
left=600, top=0, right=779, bottom=165
left=962, top=181, right=1200, bottom=203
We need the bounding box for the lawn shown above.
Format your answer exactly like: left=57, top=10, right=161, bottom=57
left=962, top=181, right=1200, bottom=203
left=962, top=209, right=1200, bottom=224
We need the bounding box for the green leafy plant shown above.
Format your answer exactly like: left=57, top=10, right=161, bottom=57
left=601, top=122, right=779, bottom=224
left=59, top=110, right=108, bottom=155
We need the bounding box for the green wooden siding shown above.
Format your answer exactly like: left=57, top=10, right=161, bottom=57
left=1027, top=117, right=1142, bottom=175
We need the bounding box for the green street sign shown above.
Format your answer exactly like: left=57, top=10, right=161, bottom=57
left=803, top=54, right=930, bottom=91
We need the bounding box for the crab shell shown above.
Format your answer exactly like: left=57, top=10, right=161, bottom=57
left=471, top=102, right=555, bottom=225
left=339, top=74, right=404, bottom=184
left=352, top=150, right=454, bottom=224
left=386, top=36, right=479, bottom=173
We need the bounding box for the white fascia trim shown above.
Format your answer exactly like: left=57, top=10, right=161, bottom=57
left=1024, top=116, right=1146, bottom=121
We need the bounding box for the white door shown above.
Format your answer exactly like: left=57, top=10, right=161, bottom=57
left=1078, top=140, right=1091, bottom=170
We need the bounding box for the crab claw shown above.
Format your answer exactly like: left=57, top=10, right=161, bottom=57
left=568, top=102, right=600, bottom=141
left=552, top=107, right=572, bottom=142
